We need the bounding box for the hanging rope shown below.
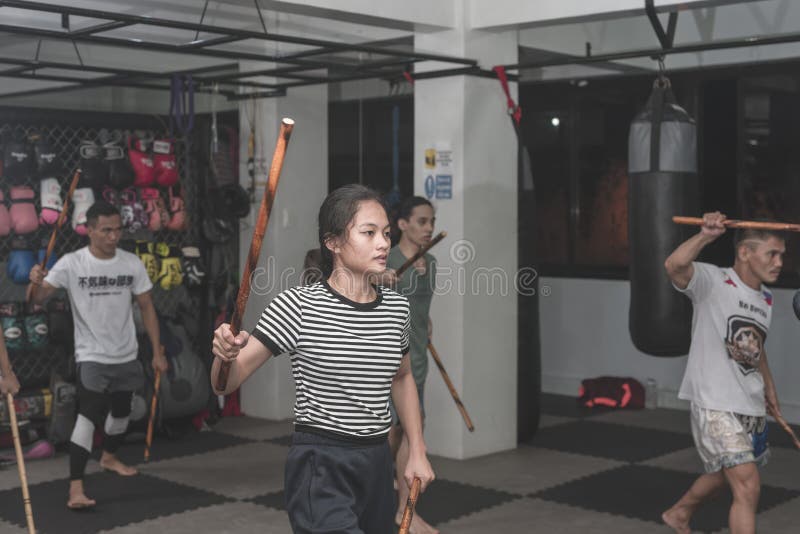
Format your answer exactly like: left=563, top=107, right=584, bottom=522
left=169, top=75, right=195, bottom=139
left=492, top=66, right=521, bottom=128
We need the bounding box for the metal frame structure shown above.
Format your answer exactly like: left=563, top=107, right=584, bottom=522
left=502, top=1, right=800, bottom=75
left=0, top=0, right=497, bottom=100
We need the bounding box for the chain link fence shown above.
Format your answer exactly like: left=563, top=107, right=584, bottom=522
left=1, top=109, right=202, bottom=390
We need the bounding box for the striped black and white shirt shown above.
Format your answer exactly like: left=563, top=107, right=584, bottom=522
left=252, top=281, right=410, bottom=441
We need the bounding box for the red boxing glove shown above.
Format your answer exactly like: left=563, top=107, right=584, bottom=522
left=153, top=139, right=179, bottom=187
left=128, top=135, right=155, bottom=187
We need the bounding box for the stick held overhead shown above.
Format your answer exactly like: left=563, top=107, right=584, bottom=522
left=673, top=216, right=800, bottom=233
left=216, top=118, right=295, bottom=393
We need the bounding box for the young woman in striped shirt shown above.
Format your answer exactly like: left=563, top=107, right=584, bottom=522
left=211, top=184, right=435, bottom=533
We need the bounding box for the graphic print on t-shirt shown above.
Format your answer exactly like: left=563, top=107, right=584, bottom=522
left=77, top=274, right=135, bottom=298
left=725, top=315, right=767, bottom=375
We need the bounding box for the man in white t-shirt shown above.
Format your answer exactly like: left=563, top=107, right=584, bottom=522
left=662, top=211, right=785, bottom=534
left=29, top=201, right=168, bottom=510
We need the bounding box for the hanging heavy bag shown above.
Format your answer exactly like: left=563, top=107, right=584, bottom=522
left=628, top=77, right=698, bottom=356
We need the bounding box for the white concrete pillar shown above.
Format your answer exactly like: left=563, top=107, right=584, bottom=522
left=415, top=23, right=519, bottom=458
left=237, top=64, right=329, bottom=420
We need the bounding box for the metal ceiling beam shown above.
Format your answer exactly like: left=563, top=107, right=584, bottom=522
left=0, top=56, right=280, bottom=89
left=0, top=0, right=488, bottom=99
left=70, top=20, right=133, bottom=36
left=503, top=30, right=800, bottom=71
left=213, top=57, right=417, bottom=82
left=0, top=0, right=476, bottom=67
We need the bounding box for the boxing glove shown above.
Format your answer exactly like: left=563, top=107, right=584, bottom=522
left=71, top=187, right=95, bottom=236
left=120, top=187, right=147, bottom=232
left=0, top=190, right=10, bottom=236
left=166, top=185, right=187, bottom=231
left=9, top=185, right=39, bottom=235
left=39, top=177, right=63, bottom=226
left=181, top=246, right=206, bottom=288
left=153, top=139, right=179, bottom=187
left=2, top=140, right=32, bottom=185
left=105, top=139, right=135, bottom=190
left=156, top=243, right=182, bottom=290
left=7, top=240, right=36, bottom=284
left=47, top=298, right=73, bottom=345
left=34, top=137, right=60, bottom=178
left=136, top=241, right=159, bottom=283
left=0, top=302, right=24, bottom=351
left=101, top=186, right=120, bottom=209
left=37, top=248, right=57, bottom=271
left=129, top=136, right=155, bottom=187
left=79, top=139, right=106, bottom=192
left=24, top=310, right=48, bottom=350
left=139, top=187, right=168, bottom=232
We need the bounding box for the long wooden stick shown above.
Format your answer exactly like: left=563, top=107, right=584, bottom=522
left=428, top=342, right=475, bottom=432
left=398, top=477, right=421, bottom=534
left=216, top=118, right=294, bottom=392
left=395, top=231, right=447, bottom=277
left=144, top=369, right=161, bottom=462
left=7, top=393, right=35, bottom=534
left=26, top=169, right=81, bottom=304
left=673, top=216, right=800, bottom=233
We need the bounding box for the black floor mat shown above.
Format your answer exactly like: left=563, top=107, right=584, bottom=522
left=407, top=479, right=519, bottom=526
left=0, top=471, right=232, bottom=534
left=265, top=434, right=293, bottom=447
left=535, top=464, right=800, bottom=533
left=248, top=479, right=519, bottom=527
left=92, top=430, right=255, bottom=465
left=249, top=489, right=286, bottom=510
left=529, top=419, right=693, bottom=462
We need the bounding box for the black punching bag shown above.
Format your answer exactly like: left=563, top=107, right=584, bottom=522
left=628, top=78, right=698, bottom=356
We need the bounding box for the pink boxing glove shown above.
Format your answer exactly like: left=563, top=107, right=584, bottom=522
left=153, top=139, right=179, bottom=187
left=71, top=187, right=95, bottom=236
left=128, top=136, right=155, bottom=187
left=0, top=190, right=10, bottom=236
left=9, top=185, right=39, bottom=235
left=166, top=185, right=187, bottom=231
left=40, top=177, right=63, bottom=225
left=119, top=187, right=148, bottom=232
left=139, top=187, right=163, bottom=231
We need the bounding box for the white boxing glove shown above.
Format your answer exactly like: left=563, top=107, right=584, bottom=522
left=71, top=187, right=95, bottom=236
left=40, top=177, right=63, bottom=226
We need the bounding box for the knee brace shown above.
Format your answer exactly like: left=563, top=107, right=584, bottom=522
left=70, top=414, right=95, bottom=452
left=105, top=391, right=133, bottom=435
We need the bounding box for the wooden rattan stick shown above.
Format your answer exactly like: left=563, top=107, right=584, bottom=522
left=7, top=393, right=35, bottom=534
left=398, top=477, right=421, bottom=534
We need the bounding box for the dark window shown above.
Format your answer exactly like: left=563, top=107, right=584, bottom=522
left=328, top=96, right=414, bottom=203
left=521, top=65, right=800, bottom=288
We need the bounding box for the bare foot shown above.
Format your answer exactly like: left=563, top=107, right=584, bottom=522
left=662, top=507, right=691, bottom=534
left=68, top=480, right=96, bottom=510
left=100, top=453, right=138, bottom=476
left=395, top=511, right=440, bottom=534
